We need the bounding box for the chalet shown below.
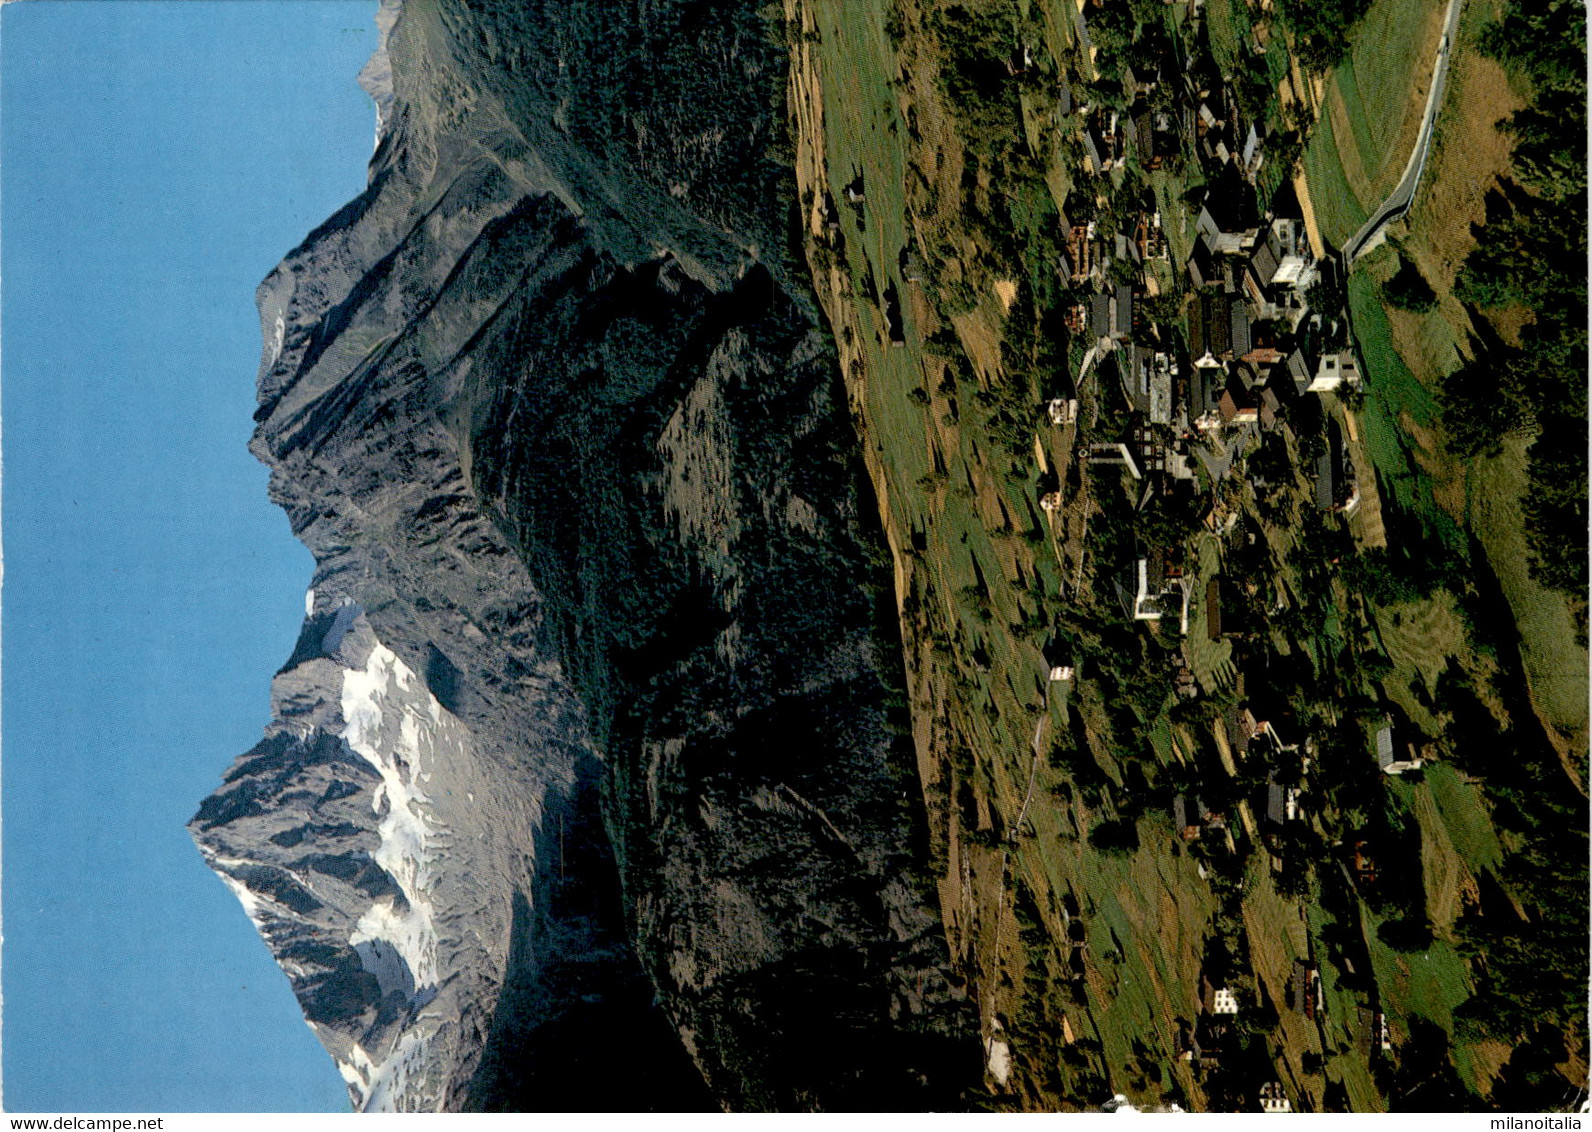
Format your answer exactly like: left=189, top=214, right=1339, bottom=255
left=1124, top=62, right=1162, bottom=98
left=1047, top=397, right=1079, bottom=426
left=1258, top=385, right=1284, bottom=430
left=1173, top=665, right=1198, bottom=700
left=1261, top=216, right=1315, bottom=289
left=1149, top=351, right=1173, bottom=426
left=1083, top=129, right=1106, bottom=176
left=1187, top=239, right=1219, bottom=290
left=1049, top=665, right=1075, bottom=682
left=1281, top=782, right=1301, bottom=822
left=1065, top=301, right=1089, bottom=334
left=1039, top=490, right=1064, bottom=512
left=1196, top=199, right=1255, bottom=254
left=1259, top=333, right=1291, bottom=372
left=1284, top=348, right=1313, bottom=396
left=1314, top=449, right=1337, bottom=510
left=1183, top=1016, right=1236, bottom=1067
left=1220, top=257, right=1245, bottom=296
left=1309, top=350, right=1362, bottom=392
left=1065, top=222, right=1098, bottom=283
left=1130, top=103, right=1178, bottom=171
left=1135, top=211, right=1170, bottom=262
left=1243, top=254, right=1275, bottom=312
left=1116, top=348, right=1171, bottom=424
left=1234, top=705, right=1261, bottom=745
left=1196, top=166, right=1262, bottom=254
left=1355, top=1006, right=1395, bottom=1054
left=1287, top=960, right=1323, bottom=1018
left=1197, top=97, right=1236, bottom=167
left=1188, top=291, right=1232, bottom=368
left=1131, top=104, right=1154, bottom=164
left=1119, top=111, right=1140, bottom=155
left=1202, top=976, right=1240, bottom=1016
left=1083, top=108, right=1122, bottom=174
left=1240, top=123, right=1265, bottom=180
left=1229, top=302, right=1253, bottom=358
left=1134, top=552, right=1188, bottom=628
left=1314, top=418, right=1358, bottom=511
left=1258, top=1082, right=1291, bottom=1114
left=1266, top=773, right=1288, bottom=825
left=1206, top=575, right=1251, bottom=640
left=1375, top=722, right=1424, bottom=775
left=1112, top=284, right=1135, bottom=340
left=1090, top=292, right=1112, bottom=340
left=1190, top=366, right=1227, bottom=432
left=1151, top=110, right=1180, bottom=168
left=1218, top=375, right=1259, bottom=425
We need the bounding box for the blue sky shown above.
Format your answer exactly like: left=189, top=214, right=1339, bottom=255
left=3, top=1, right=375, bottom=1111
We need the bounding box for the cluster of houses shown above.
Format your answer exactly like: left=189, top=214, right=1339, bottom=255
left=1183, top=972, right=1299, bottom=1113
left=1064, top=169, right=1362, bottom=498
left=1014, top=4, right=1433, bottom=1112
left=1160, top=661, right=1353, bottom=870
left=1039, top=79, right=1369, bottom=779
left=1177, top=948, right=1393, bottom=1105
left=1047, top=17, right=1366, bottom=529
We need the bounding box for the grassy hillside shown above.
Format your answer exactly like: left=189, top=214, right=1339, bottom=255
left=1299, top=0, right=1448, bottom=247
left=782, top=0, right=1584, bottom=1110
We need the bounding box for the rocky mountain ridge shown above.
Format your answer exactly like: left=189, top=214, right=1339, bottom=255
left=192, top=0, right=978, bottom=1111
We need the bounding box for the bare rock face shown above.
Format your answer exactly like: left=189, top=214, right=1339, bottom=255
left=193, top=0, right=978, bottom=1112
left=194, top=606, right=541, bottom=1108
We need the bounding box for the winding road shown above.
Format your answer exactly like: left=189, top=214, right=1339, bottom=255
left=1342, top=0, right=1465, bottom=267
